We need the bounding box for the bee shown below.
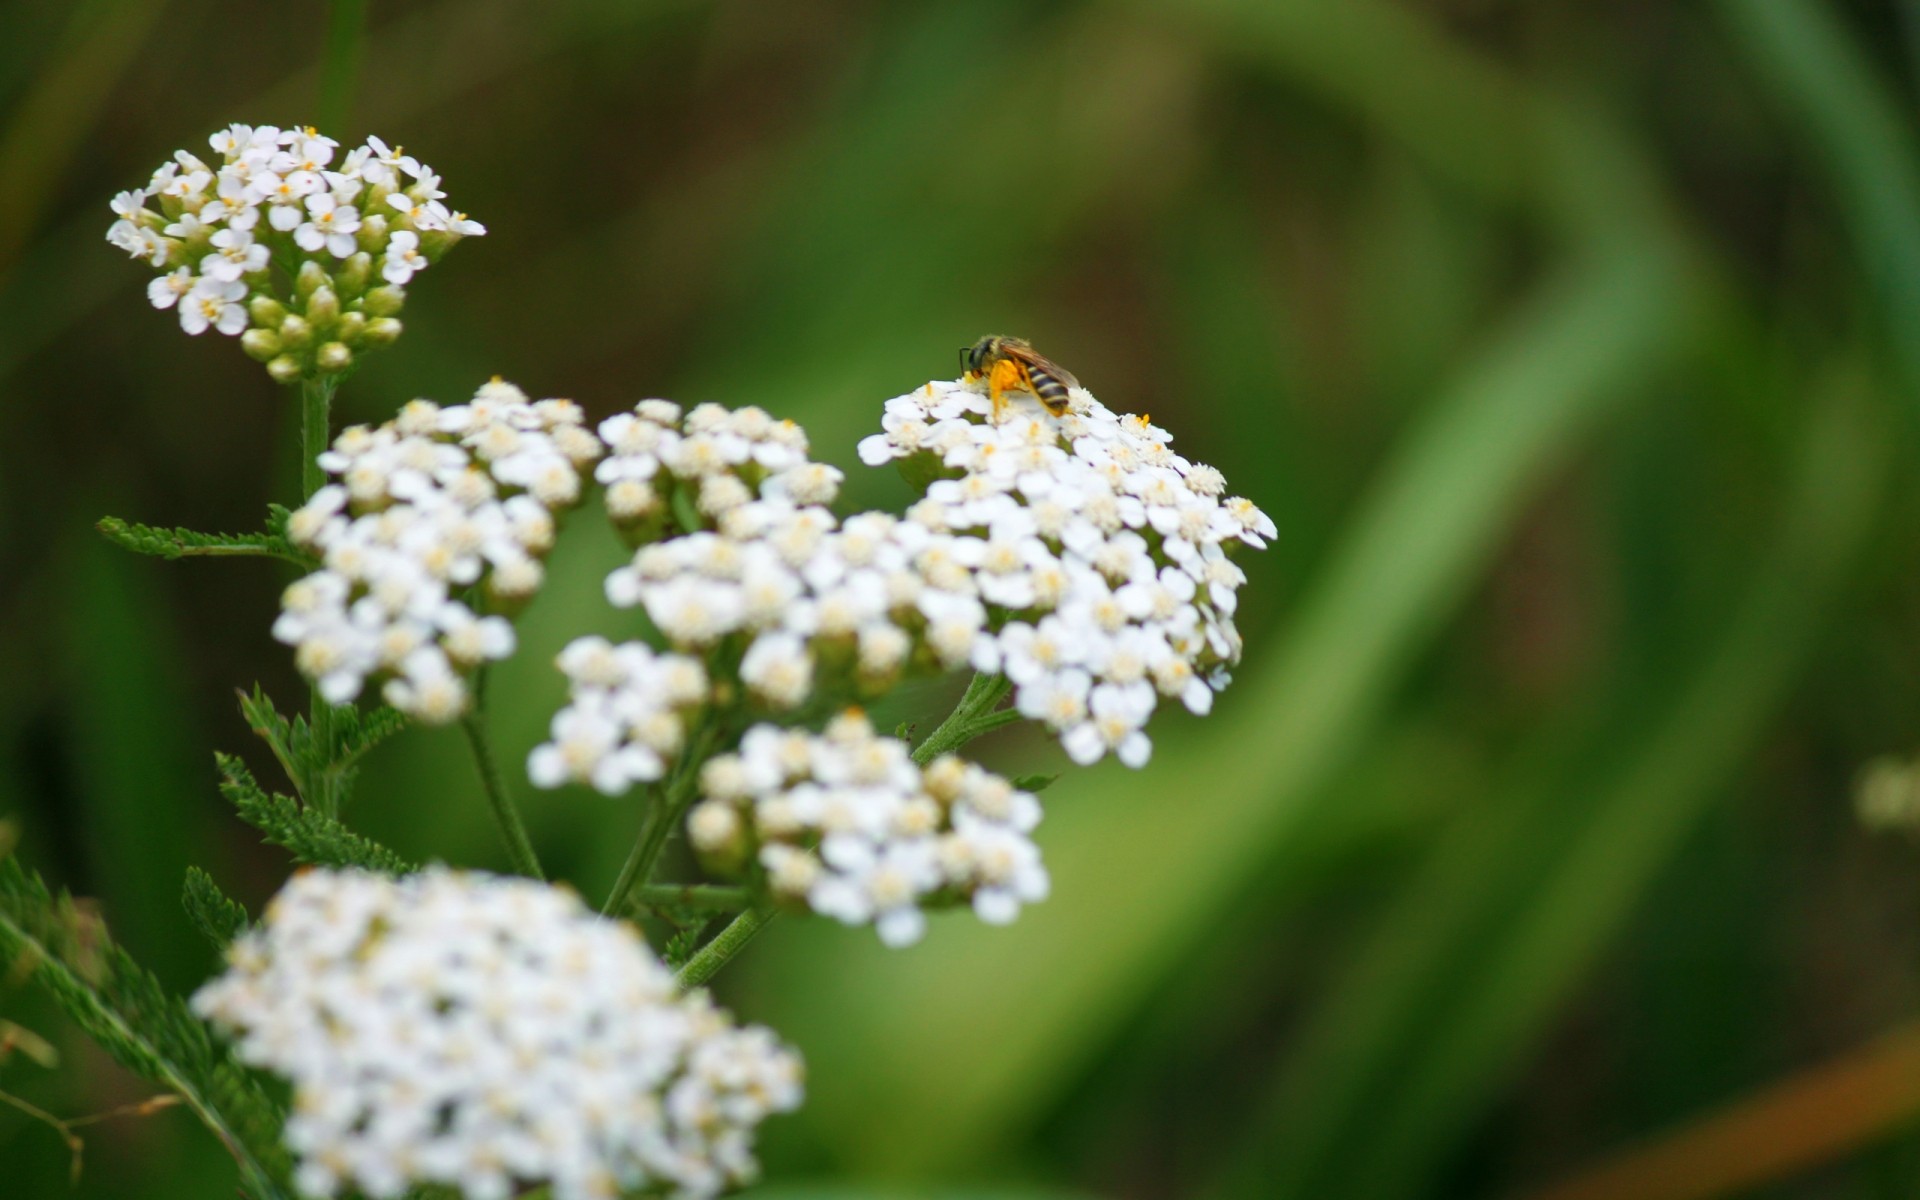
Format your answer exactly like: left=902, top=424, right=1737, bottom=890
left=961, top=335, right=1078, bottom=420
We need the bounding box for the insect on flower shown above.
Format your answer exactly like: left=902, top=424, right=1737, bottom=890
left=961, top=334, right=1078, bottom=421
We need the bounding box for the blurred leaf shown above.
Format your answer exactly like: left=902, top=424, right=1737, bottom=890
left=1719, top=0, right=1920, bottom=406
left=1223, top=363, right=1891, bottom=1198
left=0, top=0, right=166, bottom=277
left=0, top=853, right=289, bottom=1196
left=746, top=1188, right=1101, bottom=1200
left=180, top=868, right=248, bottom=951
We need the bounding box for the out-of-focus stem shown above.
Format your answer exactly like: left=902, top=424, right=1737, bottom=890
left=673, top=905, right=775, bottom=991
left=317, top=0, right=369, bottom=132
left=462, top=671, right=543, bottom=880
left=603, top=721, right=724, bottom=915
left=300, top=375, right=339, bottom=814
left=911, top=671, right=1015, bottom=766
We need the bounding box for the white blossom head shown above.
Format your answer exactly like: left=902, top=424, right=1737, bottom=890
left=528, top=637, right=710, bottom=794
left=686, top=712, right=1049, bottom=947
left=856, top=375, right=1274, bottom=767
left=106, top=124, right=485, bottom=382
left=193, top=868, right=802, bottom=1200
left=274, top=380, right=601, bottom=722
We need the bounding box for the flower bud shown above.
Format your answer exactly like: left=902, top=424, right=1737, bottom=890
left=362, top=316, right=403, bottom=345
left=357, top=213, right=389, bottom=253
left=336, top=311, right=367, bottom=345
left=265, top=355, right=303, bottom=384
left=305, top=285, right=340, bottom=327
left=688, top=801, right=747, bottom=872
left=316, top=342, right=353, bottom=373
left=295, top=260, right=329, bottom=300
left=335, top=252, right=371, bottom=298
left=280, top=314, right=313, bottom=349
left=249, top=295, right=288, bottom=327
left=241, top=328, right=282, bottom=362
left=362, top=285, right=406, bottom=317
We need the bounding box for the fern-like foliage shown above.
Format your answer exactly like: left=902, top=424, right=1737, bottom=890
left=216, top=754, right=414, bottom=875
left=96, top=514, right=313, bottom=567
left=182, top=868, right=250, bottom=950
left=237, top=686, right=407, bottom=804
left=0, top=854, right=290, bottom=1197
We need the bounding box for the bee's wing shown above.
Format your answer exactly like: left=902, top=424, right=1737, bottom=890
left=1006, top=343, right=1078, bottom=388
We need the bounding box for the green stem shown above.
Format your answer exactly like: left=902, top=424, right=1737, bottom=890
left=461, top=673, right=543, bottom=880
left=602, top=720, right=724, bottom=915
left=299, top=375, right=339, bottom=814
left=316, top=0, right=369, bottom=132
left=911, top=671, right=1015, bottom=766
left=630, top=883, right=752, bottom=915
left=674, top=905, right=776, bottom=991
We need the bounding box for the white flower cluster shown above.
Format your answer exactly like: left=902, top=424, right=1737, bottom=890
left=687, top=712, right=1048, bottom=947
left=276, top=379, right=601, bottom=723
left=528, top=637, right=710, bottom=794
left=106, top=123, right=483, bottom=380
left=194, top=868, right=802, bottom=1200
left=855, top=378, right=1275, bottom=767
left=600, top=400, right=972, bottom=710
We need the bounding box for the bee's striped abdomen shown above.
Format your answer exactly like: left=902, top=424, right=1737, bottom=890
left=1028, top=366, right=1072, bottom=415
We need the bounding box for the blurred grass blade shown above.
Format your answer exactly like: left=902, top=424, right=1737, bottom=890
left=1719, top=0, right=1920, bottom=406
left=1525, top=1019, right=1920, bottom=1200
left=1221, top=364, right=1889, bottom=1199
left=752, top=239, right=1681, bottom=1173
left=1123, top=0, right=1524, bottom=203
left=0, top=0, right=167, bottom=279
left=316, top=0, right=369, bottom=132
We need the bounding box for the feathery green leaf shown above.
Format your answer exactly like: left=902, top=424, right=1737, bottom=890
left=0, top=853, right=289, bottom=1196
left=181, top=868, right=249, bottom=951
left=95, top=514, right=312, bottom=567
left=215, top=754, right=413, bottom=875
left=237, top=686, right=407, bottom=805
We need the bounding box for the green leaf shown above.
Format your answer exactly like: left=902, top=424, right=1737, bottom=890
left=180, top=868, right=249, bottom=951
left=1011, top=774, right=1058, bottom=795
left=1220, top=366, right=1890, bottom=1199
left=95, top=514, right=312, bottom=567
left=0, top=853, right=289, bottom=1196
left=216, top=753, right=413, bottom=875
left=662, top=924, right=707, bottom=970
left=237, top=685, right=406, bottom=804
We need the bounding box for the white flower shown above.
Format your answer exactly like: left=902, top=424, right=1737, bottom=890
left=111, top=127, right=486, bottom=364
left=277, top=382, right=600, bottom=721
left=857, top=374, right=1272, bottom=768
left=383, top=229, right=425, bottom=284
left=528, top=639, right=708, bottom=794
left=293, top=192, right=361, bottom=257
left=193, top=868, right=802, bottom=1200
left=697, top=715, right=1049, bottom=946
left=179, top=277, right=248, bottom=336
left=146, top=267, right=195, bottom=310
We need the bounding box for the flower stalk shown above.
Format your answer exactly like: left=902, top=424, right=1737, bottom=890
left=462, top=670, right=543, bottom=880
left=674, top=904, right=776, bottom=991
left=300, top=374, right=339, bottom=816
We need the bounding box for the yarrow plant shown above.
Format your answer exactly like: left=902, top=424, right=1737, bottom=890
left=0, top=116, right=1272, bottom=1200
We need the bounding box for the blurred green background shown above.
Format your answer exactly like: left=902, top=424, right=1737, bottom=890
left=9, top=1, right=1920, bottom=1197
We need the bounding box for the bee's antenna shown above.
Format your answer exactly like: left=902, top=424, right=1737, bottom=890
left=957, top=346, right=970, bottom=374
